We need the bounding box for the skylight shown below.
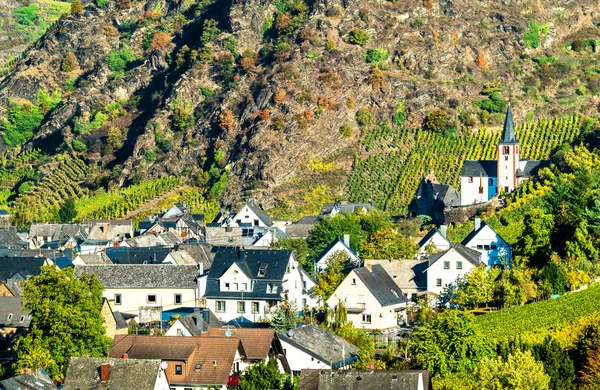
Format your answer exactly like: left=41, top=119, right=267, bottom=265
left=258, top=263, right=268, bottom=277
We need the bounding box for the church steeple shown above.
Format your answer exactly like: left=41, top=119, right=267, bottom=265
left=500, top=103, right=519, bottom=145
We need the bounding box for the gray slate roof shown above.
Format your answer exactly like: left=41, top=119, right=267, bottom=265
left=75, top=264, right=199, bottom=289
left=363, top=260, right=428, bottom=291
left=176, top=309, right=222, bottom=336
left=460, top=160, right=498, bottom=178
left=300, top=370, right=432, bottom=390
left=245, top=201, right=273, bottom=227
left=427, top=244, right=481, bottom=268
left=516, top=160, right=549, bottom=177
left=29, top=223, right=87, bottom=242
left=63, top=357, right=162, bottom=390
left=0, top=257, right=48, bottom=283
left=0, top=229, right=28, bottom=249
left=417, top=227, right=451, bottom=249
left=500, top=103, right=518, bottom=145
left=0, top=296, right=30, bottom=328
left=279, top=325, right=358, bottom=366
left=0, top=369, right=58, bottom=390
left=354, top=265, right=407, bottom=306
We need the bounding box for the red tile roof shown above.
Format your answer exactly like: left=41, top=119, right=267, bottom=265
left=206, top=328, right=275, bottom=359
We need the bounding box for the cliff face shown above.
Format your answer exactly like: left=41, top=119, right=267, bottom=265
left=0, top=0, right=599, bottom=212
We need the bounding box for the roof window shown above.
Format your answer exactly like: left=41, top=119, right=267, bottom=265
left=258, top=264, right=268, bottom=277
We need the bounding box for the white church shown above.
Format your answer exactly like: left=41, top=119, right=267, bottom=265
left=459, top=104, right=547, bottom=205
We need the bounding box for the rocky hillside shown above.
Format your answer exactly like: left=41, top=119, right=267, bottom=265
left=0, top=0, right=599, bottom=220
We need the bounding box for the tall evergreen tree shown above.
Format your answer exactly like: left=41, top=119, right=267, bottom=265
left=532, top=336, right=576, bottom=390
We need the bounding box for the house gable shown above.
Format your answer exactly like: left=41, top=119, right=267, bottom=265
left=219, top=263, right=253, bottom=292
left=315, top=239, right=360, bottom=272
left=461, top=222, right=511, bottom=267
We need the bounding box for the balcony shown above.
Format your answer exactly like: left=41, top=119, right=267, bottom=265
left=347, top=303, right=366, bottom=314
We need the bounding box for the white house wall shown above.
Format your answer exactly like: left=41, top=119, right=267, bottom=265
left=460, top=176, right=497, bottom=206
left=417, top=232, right=451, bottom=258
left=104, top=288, right=198, bottom=320
left=230, top=205, right=268, bottom=228
left=425, top=249, right=477, bottom=295
left=316, top=242, right=360, bottom=272
left=462, top=225, right=512, bottom=267
left=279, top=339, right=331, bottom=373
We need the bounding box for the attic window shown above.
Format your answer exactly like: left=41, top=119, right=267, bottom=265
left=258, top=264, right=268, bottom=277
left=7, top=313, right=12, bottom=321
left=195, top=364, right=202, bottom=370
left=391, top=290, right=399, bottom=298
left=19, top=315, right=25, bottom=323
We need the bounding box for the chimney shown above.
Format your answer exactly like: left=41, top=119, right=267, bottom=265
left=343, top=234, right=350, bottom=248
left=474, top=218, right=481, bottom=231
left=100, top=363, right=110, bottom=381
left=440, top=225, right=447, bottom=238
left=123, top=353, right=128, bottom=359
left=366, top=264, right=372, bottom=271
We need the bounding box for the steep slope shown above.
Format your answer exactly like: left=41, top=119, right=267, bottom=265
left=0, top=0, right=599, bottom=222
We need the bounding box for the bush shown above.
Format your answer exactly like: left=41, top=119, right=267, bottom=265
left=339, top=123, right=353, bottom=137
left=61, top=53, right=79, bottom=73
left=364, top=47, right=389, bottom=63
left=369, top=66, right=385, bottom=88
left=96, top=0, right=109, bottom=7
left=393, top=102, right=407, bottom=126
left=524, top=22, right=549, bottom=49
left=72, top=139, right=87, bottom=152
left=151, top=32, right=171, bottom=51
left=107, top=46, right=136, bottom=75
left=423, top=108, right=448, bottom=133
left=474, top=92, right=508, bottom=113
left=13, top=4, right=38, bottom=26
left=145, top=150, right=157, bottom=163
left=71, top=0, right=83, bottom=14
left=355, top=107, right=374, bottom=126
left=63, top=76, right=78, bottom=92
left=410, top=18, right=424, bottom=28
left=349, top=28, right=370, bottom=46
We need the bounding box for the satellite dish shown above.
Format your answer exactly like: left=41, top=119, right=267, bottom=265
left=225, top=329, right=233, bottom=337
left=160, top=361, right=168, bottom=370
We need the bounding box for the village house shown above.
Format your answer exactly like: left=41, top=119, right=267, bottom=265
left=79, top=239, right=111, bottom=255
left=327, top=264, right=408, bottom=330
left=299, top=369, right=433, bottom=390
left=318, top=202, right=375, bottom=218
left=0, top=229, right=29, bottom=250
left=105, top=246, right=172, bottom=264
left=63, top=357, right=170, bottom=390
left=203, top=249, right=318, bottom=323
left=101, top=298, right=130, bottom=338
left=461, top=218, right=512, bottom=267
left=0, top=296, right=31, bottom=364
left=75, top=264, right=200, bottom=324
left=72, top=252, right=112, bottom=266
left=460, top=104, right=548, bottom=205
left=85, top=219, right=134, bottom=244
left=0, top=368, right=58, bottom=390
left=278, top=325, right=358, bottom=375
left=315, top=236, right=361, bottom=273
left=28, top=223, right=87, bottom=249
left=220, top=200, right=274, bottom=228
left=416, top=226, right=452, bottom=260
left=109, top=335, right=245, bottom=390
left=363, top=259, right=428, bottom=303
left=408, top=172, right=460, bottom=224
left=165, top=309, right=222, bottom=336
left=423, top=244, right=482, bottom=296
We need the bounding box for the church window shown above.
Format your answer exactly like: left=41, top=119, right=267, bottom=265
left=504, top=186, right=509, bottom=192
left=504, top=155, right=509, bottom=161
left=503, top=146, right=510, bottom=155
left=479, top=186, right=483, bottom=194
left=468, top=177, right=473, bottom=183
left=488, top=178, right=493, bottom=186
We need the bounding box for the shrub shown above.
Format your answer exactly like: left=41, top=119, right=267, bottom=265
left=200, top=86, right=215, bottom=100
left=171, top=99, right=195, bottom=131
left=475, top=53, right=488, bottom=69
left=13, top=4, right=38, bottom=26
left=423, top=108, right=448, bottom=133
left=117, top=0, right=130, bottom=9
left=273, top=89, right=287, bottom=104
left=423, top=0, right=434, bottom=8
left=107, top=46, right=136, bottom=75
left=339, top=123, right=353, bottom=137
left=64, top=76, right=77, bottom=92
left=317, top=96, right=335, bottom=110
left=393, top=102, right=407, bottom=126
left=369, top=66, right=385, bottom=88
left=200, top=19, right=220, bottom=43
left=96, top=0, right=109, bottom=7
left=355, top=107, right=374, bottom=126
left=524, top=22, right=549, bottom=49
left=72, top=139, right=87, bottom=152
left=145, top=150, right=157, bottom=163
left=151, top=32, right=171, bottom=51
left=349, top=28, right=371, bottom=46
left=71, top=0, right=83, bottom=14
left=410, top=18, right=424, bottom=28
left=219, top=108, right=235, bottom=132
left=572, top=40, right=585, bottom=52
left=61, top=52, right=79, bottom=73
left=474, top=92, right=507, bottom=113
left=364, top=47, right=389, bottom=63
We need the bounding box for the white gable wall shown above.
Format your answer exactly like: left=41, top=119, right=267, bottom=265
left=460, top=175, right=498, bottom=206
left=280, top=338, right=332, bottom=373
left=230, top=204, right=269, bottom=228
left=425, top=249, right=478, bottom=295
left=316, top=242, right=360, bottom=273
left=418, top=232, right=451, bottom=258
left=462, top=225, right=512, bottom=267
left=104, top=287, right=198, bottom=321
left=164, top=318, right=195, bottom=336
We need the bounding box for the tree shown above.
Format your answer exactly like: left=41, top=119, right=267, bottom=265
left=270, top=295, right=299, bottom=332
left=580, top=346, right=600, bottom=389
left=219, top=108, right=235, bottom=132
left=61, top=52, right=79, bottom=73
left=271, top=238, right=312, bottom=275
left=13, top=266, right=111, bottom=381
left=312, top=251, right=352, bottom=301
left=306, top=213, right=364, bottom=258
left=493, top=267, right=538, bottom=308
left=237, top=358, right=293, bottom=390
left=476, top=350, right=551, bottom=390
left=532, top=336, right=576, bottom=390
left=454, top=265, right=500, bottom=309
left=360, top=228, right=417, bottom=259
left=107, top=126, right=123, bottom=150
left=59, top=198, right=77, bottom=222
left=423, top=108, right=449, bottom=133
left=70, top=0, right=83, bottom=14
left=151, top=32, right=171, bottom=51
left=411, top=310, right=493, bottom=375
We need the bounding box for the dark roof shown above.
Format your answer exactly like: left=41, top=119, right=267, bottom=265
left=176, top=244, right=213, bottom=270
left=431, top=183, right=460, bottom=207
left=278, top=325, right=358, bottom=366
left=296, top=216, right=319, bottom=225
left=245, top=201, right=273, bottom=227
left=319, top=203, right=336, bottom=216
left=427, top=243, right=481, bottom=268
left=516, top=160, right=549, bottom=177
left=500, top=103, right=519, bottom=145
left=0, top=296, right=30, bottom=328
left=417, top=228, right=451, bottom=248
left=460, top=160, right=498, bottom=178
left=175, top=309, right=221, bottom=336
left=63, top=357, right=162, bottom=390
left=204, top=249, right=292, bottom=300
left=113, top=311, right=130, bottom=330
left=105, top=246, right=172, bottom=264
left=0, top=229, right=28, bottom=249
left=75, top=264, right=199, bottom=289
left=55, top=256, right=74, bottom=269
left=300, top=369, right=433, bottom=390
left=0, top=257, right=48, bottom=283
left=315, top=238, right=358, bottom=264
left=354, top=265, right=407, bottom=306
left=29, top=223, right=87, bottom=242
left=0, top=369, right=57, bottom=390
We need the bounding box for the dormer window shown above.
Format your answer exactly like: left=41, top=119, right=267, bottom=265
left=258, top=264, right=268, bottom=277
left=267, top=284, right=277, bottom=293
left=7, top=313, right=13, bottom=321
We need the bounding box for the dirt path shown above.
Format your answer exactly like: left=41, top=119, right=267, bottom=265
left=122, top=186, right=188, bottom=219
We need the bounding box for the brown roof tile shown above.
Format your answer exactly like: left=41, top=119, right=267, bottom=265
left=206, top=328, right=275, bottom=359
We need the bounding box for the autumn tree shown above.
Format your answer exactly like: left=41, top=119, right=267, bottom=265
left=360, top=228, right=417, bottom=259
left=312, top=251, right=352, bottom=301
left=107, top=126, right=123, bottom=149
left=71, top=0, right=83, bottom=14
left=476, top=350, right=551, bottom=390
left=117, top=0, right=131, bottom=9
left=151, top=32, right=171, bottom=51
left=580, top=346, right=600, bottom=389
left=61, top=52, right=79, bottom=73
left=13, top=266, right=111, bottom=381
left=219, top=108, right=235, bottom=132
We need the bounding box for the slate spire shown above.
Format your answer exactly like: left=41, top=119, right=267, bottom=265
left=500, top=103, right=519, bottom=144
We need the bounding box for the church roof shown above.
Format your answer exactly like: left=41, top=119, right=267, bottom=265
left=500, top=103, right=519, bottom=145
left=460, top=160, right=497, bottom=178
left=516, top=160, right=549, bottom=177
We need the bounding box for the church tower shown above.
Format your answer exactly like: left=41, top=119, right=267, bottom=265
left=497, top=103, right=520, bottom=194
